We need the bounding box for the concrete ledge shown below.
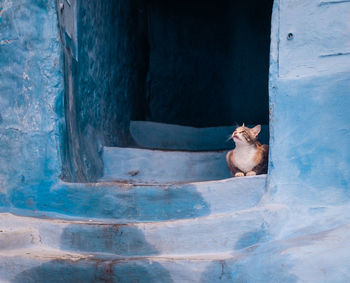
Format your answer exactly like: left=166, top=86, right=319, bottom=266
left=101, top=147, right=231, bottom=183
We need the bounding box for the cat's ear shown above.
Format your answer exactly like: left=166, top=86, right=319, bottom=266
left=251, top=124, right=261, bottom=137
left=242, top=123, right=245, bottom=127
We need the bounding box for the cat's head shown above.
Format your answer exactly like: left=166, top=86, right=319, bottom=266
left=232, top=124, right=261, bottom=145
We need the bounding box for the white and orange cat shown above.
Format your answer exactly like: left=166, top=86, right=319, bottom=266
left=226, top=124, right=268, bottom=177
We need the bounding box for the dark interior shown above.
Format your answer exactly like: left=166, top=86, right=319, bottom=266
left=137, top=0, right=273, bottom=127
left=61, top=0, right=273, bottom=181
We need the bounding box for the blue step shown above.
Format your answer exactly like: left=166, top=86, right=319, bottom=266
left=58, top=207, right=284, bottom=256
left=2, top=219, right=349, bottom=283
left=0, top=229, right=40, bottom=251
left=0, top=249, right=237, bottom=283
left=101, top=147, right=231, bottom=183
left=130, top=121, right=269, bottom=151
left=7, top=175, right=267, bottom=221
left=0, top=205, right=284, bottom=256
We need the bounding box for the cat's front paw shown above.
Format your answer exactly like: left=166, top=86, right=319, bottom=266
left=246, top=171, right=256, bottom=176
left=235, top=172, right=245, bottom=177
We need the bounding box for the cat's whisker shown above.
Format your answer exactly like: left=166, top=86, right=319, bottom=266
left=226, top=135, right=233, bottom=142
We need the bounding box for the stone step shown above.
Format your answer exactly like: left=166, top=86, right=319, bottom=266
left=8, top=175, right=267, bottom=221
left=2, top=220, right=348, bottom=283
left=0, top=229, right=40, bottom=251
left=0, top=205, right=285, bottom=257
left=130, top=121, right=269, bottom=151
left=101, top=147, right=232, bottom=183
left=0, top=248, right=240, bottom=283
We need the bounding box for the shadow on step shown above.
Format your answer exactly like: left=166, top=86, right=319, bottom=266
left=57, top=220, right=271, bottom=257
left=9, top=212, right=284, bottom=282
left=12, top=259, right=174, bottom=283
left=199, top=251, right=298, bottom=283
left=7, top=176, right=266, bottom=221
left=8, top=181, right=212, bottom=221
left=60, top=225, right=159, bottom=256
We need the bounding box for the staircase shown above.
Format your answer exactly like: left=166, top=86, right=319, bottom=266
left=0, top=122, right=277, bottom=282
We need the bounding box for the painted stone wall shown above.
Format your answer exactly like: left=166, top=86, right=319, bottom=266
left=267, top=0, right=350, bottom=204
left=60, top=0, right=149, bottom=181
left=76, top=0, right=148, bottom=148
left=0, top=0, right=64, bottom=205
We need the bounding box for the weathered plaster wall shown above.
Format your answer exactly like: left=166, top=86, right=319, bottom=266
left=77, top=0, right=148, bottom=147
left=267, top=0, right=350, bottom=204
left=0, top=0, right=64, bottom=204
left=60, top=0, right=149, bottom=181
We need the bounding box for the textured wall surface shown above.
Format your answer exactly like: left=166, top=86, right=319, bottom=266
left=60, top=0, right=150, bottom=181
left=0, top=0, right=64, bottom=203
left=268, top=0, right=350, bottom=204
left=1, top=0, right=350, bottom=281
left=76, top=0, right=148, bottom=147
left=261, top=0, right=350, bottom=280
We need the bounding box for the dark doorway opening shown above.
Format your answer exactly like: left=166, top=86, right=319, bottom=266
left=134, top=0, right=272, bottom=128
left=60, top=0, right=273, bottom=181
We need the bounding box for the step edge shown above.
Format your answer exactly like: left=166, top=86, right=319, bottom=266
left=104, top=146, right=229, bottom=154
left=0, top=246, right=243, bottom=262
left=95, top=174, right=267, bottom=187
left=0, top=203, right=284, bottom=227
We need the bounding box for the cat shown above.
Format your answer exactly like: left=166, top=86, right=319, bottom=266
left=226, top=124, right=268, bottom=177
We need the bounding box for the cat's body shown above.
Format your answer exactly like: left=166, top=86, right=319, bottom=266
left=226, top=124, right=268, bottom=177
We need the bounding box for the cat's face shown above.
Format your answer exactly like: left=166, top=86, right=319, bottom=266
left=232, top=124, right=261, bottom=145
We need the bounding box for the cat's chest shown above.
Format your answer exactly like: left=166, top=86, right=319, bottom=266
left=233, top=146, right=257, bottom=172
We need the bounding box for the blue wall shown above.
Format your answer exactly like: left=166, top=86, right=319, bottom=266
left=267, top=0, right=350, bottom=205
left=0, top=0, right=64, bottom=204
left=60, top=0, right=152, bottom=181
